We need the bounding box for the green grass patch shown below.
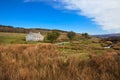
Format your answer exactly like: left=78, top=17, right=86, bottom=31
left=57, top=39, right=114, bottom=59
left=0, top=32, right=42, bottom=44
left=0, top=32, right=26, bottom=44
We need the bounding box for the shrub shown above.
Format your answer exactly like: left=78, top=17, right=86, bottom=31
left=67, top=31, right=76, bottom=40
left=46, top=30, right=60, bottom=43
left=81, top=33, right=90, bottom=39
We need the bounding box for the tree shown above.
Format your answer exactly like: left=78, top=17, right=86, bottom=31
left=81, top=33, right=89, bottom=39
left=67, top=31, right=76, bottom=40
left=46, top=30, right=60, bottom=43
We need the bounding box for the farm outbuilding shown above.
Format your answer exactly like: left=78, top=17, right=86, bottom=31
left=26, top=32, right=44, bottom=41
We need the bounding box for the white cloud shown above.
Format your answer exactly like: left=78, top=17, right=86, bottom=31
left=24, top=0, right=120, bottom=33
left=59, top=0, right=120, bottom=32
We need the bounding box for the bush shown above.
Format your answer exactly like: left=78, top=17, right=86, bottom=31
left=46, top=30, right=60, bottom=43
left=81, top=33, right=90, bottom=39
left=67, top=31, right=76, bottom=40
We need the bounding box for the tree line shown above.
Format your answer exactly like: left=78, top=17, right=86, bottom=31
left=0, top=25, right=67, bottom=34
left=0, top=25, right=29, bottom=33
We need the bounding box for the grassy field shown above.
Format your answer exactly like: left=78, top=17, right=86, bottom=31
left=57, top=39, right=115, bottom=59
left=0, top=32, right=26, bottom=44
left=0, top=32, right=43, bottom=44
left=0, top=44, right=120, bottom=80
left=0, top=32, right=120, bottom=80
left=0, top=32, right=116, bottom=59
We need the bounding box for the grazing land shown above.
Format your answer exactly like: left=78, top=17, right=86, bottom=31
left=0, top=31, right=120, bottom=80
left=0, top=44, right=120, bottom=80
left=0, top=32, right=26, bottom=44
left=0, top=32, right=43, bottom=44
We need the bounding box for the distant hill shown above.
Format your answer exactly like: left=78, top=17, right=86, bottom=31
left=94, top=33, right=120, bottom=38
left=0, top=25, right=68, bottom=34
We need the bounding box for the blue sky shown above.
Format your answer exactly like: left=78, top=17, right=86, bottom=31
left=0, top=0, right=118, bottom=35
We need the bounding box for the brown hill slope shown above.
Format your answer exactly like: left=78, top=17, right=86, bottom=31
left=0, top=25, right=68, bottom=34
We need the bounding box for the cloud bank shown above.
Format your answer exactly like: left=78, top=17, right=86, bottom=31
left=24, top=0, right=120, bottom=33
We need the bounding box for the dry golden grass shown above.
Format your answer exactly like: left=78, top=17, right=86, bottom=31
left=0, top=44, right=120, bottom=80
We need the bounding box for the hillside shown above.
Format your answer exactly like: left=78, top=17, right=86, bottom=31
left=0, top=25, right=120, bottom=80
left=0, top=25, right=68, bottom=34
left=94, top=33, right=120, bottom=38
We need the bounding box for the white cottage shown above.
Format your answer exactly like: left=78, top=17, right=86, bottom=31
left=26, top=32, right=44, bottom=41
